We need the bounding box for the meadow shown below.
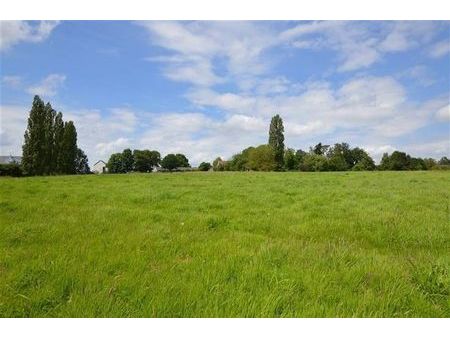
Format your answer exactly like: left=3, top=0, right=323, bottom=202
left=0, top=171, right=449, bottom=317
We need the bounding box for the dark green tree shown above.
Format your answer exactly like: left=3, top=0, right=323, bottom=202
left=311, top=142, right=329, bottom=156
left=53, top=112, right=65, bottom=173
left=122, top=148, right=134, bottom=172
left=75, top=148, right=90, bottom=174
left=133, top=149, right=160, bottom=172
left=175, top=153, right=190, bottom=167
left=22, top=96, right=47, bottom=175
left=161, top=154, right=179, bottom=171
left=284, top=148, right=298, bottom=170
left=107, top=153, right=125, bottom=173
left=60, top=121, right=78, bottom=174
left=198, top=162, right=212, bottom=171
left=438, top=156, right=450, bottom=165
left=268, top=114, right=285, bottom=170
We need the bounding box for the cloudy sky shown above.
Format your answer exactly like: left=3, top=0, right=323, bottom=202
left=1, top=21, right=449, bottom=165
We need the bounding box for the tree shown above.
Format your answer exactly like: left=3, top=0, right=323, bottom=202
left=161, top=154, right=179, bottom=171
left=75, top=148, right=90, bottom=174
left=268, top=114, right=285, bottom=170
left=284, top=148, right=298, bottom=170
left=60, top=121, right=78, bottom=174
left=198, top=162, right=212, bottom=171
left=311, top=142, right=329, bottom=156
left=213, top=157, right=225, bottom=171
left=122, top=148, right=134, bottom=172
left=438, top=156, right=450, bottom=165
left=175, top=153, right=190, bottom=167
left=302, top=153, right=329, bottom=172
left=43, top=102, right=56, bottom=174
left=351, top=147, right=375, bottom=171
left=107, top=153, right=124, bottom=173
left=380, top=151, right=411, bottom=170
left=247, top=145, right=276, bottom=171
left=22, top=96, right=47, bottom=175
left=53, top=112, right=65, bottom=173
left=133, top=150, right=160, bottom=172
left=423, top=158, right=437, bottom=170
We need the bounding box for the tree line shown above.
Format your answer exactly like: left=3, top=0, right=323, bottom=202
left=210, top=114, right=450, bottom=172
left=2, top=99, right=448, bottom=177
left=107, top=149, right=190, bottom=173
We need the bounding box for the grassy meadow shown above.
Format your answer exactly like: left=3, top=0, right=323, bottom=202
left=0, top=171, right=449, bottom=317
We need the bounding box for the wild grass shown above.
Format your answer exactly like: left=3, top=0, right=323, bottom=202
left=0, top=171, right=449, bottom=317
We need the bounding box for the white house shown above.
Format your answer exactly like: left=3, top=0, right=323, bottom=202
left=92, top=160, right=107, bottom=174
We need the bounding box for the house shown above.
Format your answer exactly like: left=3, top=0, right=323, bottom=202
left=0, top=155, right=22, bottom=164
left=92, top=160, right=107, bottom=174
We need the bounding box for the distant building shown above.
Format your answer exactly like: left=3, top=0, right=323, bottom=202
left=0, top=155, right=22, bottom=164
left=92, top=160, right=107, bottom=174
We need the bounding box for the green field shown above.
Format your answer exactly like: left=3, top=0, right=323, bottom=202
left=0, top=171, right=449, bottom=317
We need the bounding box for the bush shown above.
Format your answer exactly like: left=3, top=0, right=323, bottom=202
left=198, top=162, right=212, bottom=171
left=0, top=163, right=23, bottom=177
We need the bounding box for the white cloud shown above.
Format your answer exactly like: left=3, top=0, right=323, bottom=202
left=0, top=21, right=59, bottom=51
left=429, top=39, right=450, bottom=58
left=26, top=73, right=66, bottom=97
left=0, top=105, right=28, bottom=156
left=379, top=21, right=436, bottom=52
left=2, top=75, right=22, bottom=88
left=140, top=21, right=277, bottom=88
left=398, top=65, right=435, bottom=87
left=281, top=21, right=441, bottom=72
left=95, top=137, right=131, bottom=157
left=435, top=104, right=450, bottom=121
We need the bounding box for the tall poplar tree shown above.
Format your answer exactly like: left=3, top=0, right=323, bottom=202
left=53, top=112, right=65, bottom=173
left=60, top=121, right=78, bottom=174
left=268, top=114, right=285, bottom=170
left=22, top=96, right=47, bottom=175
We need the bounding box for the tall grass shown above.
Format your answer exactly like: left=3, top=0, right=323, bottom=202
left=0, top=171, right=449, bottom=317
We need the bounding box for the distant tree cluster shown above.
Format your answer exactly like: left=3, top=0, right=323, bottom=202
left=211, top=115, right=449, bottom=172
left=106, top=149, right=191, bottom=173
left=21, top=96, right=89, bottom=176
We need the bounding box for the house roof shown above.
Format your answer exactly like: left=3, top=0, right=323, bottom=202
left=93, top=160, right=106, bottom=166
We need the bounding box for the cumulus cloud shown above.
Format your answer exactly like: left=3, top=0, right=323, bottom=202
left=26, top=74, right=66, bottom=97
left=0, top=21, right=59, bottom=51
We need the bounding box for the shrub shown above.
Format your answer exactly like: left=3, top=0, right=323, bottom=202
left=0, top=163, right=23, bottom=177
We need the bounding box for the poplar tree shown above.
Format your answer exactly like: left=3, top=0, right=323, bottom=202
left=60, top=121, right=78, bottom=174
left=268, top=114, right=285, bottom=170
left=53, top=112, right=65, bottom=173
left=22, top=96, right=46, bottom=175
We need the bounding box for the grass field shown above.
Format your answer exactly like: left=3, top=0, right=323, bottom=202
left=0, top=171, right=449, bottom=317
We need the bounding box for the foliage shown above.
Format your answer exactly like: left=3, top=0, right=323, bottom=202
left=175, top=154, right=190, bottom=168
left=161, top=154, right=180, bottom=171
left=212, top=157, right=225, bottom=171
left=198, top=162, right=212, bottom=171
left=21, top=96, right=85, bottom=176
left=75, top=148, right=90, bottom=174
left=268, top=114, right=285, bottom=170
left=302, top=153, right=329, bottom=172
left=247, top=145, right=276, bottom=171
left=133, top=150, right=160, bottom=172
left=282, top=148, right=297, bottom=170
left=0, top=163, right=23, bottom=177
left=121, top=149, right=134, bottom=172
left=107, top=153, right=125, bottom=173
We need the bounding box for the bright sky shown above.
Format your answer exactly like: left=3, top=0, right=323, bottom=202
left=1, top=20, right=449, bottom=165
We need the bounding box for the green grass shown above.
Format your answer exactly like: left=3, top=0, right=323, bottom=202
left=0, top=171, right=449, bottom=317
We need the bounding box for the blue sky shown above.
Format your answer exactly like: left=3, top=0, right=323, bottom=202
left=1, top=20, right=449, bottom=165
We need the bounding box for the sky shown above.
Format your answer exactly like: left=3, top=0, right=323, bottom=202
left=1, top=20, right=449, bottom=165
